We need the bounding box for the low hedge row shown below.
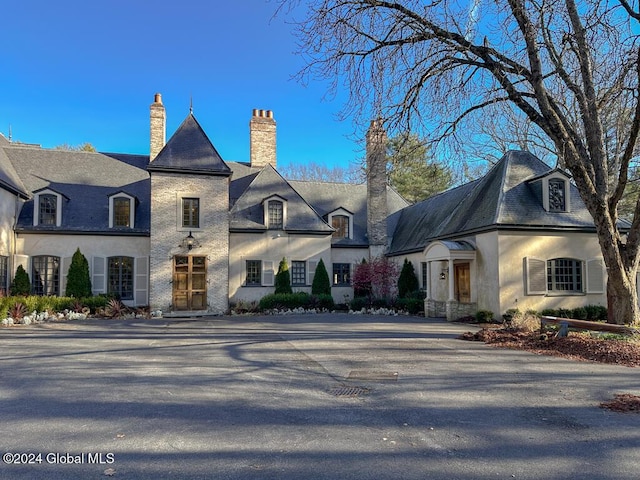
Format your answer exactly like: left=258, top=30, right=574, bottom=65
left=0, top=295, right=114, bottom=320
left=258, top=292, right=335, bottom=311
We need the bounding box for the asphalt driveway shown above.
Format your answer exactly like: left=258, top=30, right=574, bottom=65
left=0, top=314, right=639, bottom=479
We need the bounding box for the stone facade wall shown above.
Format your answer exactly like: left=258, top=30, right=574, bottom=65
left=250, top=110, right=276, bottom=169
left=425, top=299, right=478, bottom=321
left=150, top=172, right=229, bottom=314
left=446, top=301, right=478, bottom=322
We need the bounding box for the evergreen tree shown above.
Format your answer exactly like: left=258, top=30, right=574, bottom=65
left=274, top=257, right=293, bottom=294
left=311, top=259, right=331, bottom=295
left=398, top=258, right=420, bottom=298
left=66, top=248, right=92, bottom=297
left=10, top=265, right=31, bottom=296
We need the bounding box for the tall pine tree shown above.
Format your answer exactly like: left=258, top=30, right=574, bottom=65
left=311, top=259, right=331, bottom=295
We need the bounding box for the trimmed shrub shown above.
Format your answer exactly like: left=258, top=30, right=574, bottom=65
left=310, top=294, right=335, bottom=310
left=274, top=258, right=293, bottom=294
left=311, top=259, right=331, bottom=295
left=585, top=304, right=608, bottom=321
left=66, top=248, right=92, bottom=298
left=350, top=296, right=368, bottom=311
left=476, top=310, right=494, bottom=323
left=395, top=297, right=423, bottom=315
left=571, top=306, right=588, bottom=320
left=10, top=265, right=30, bottom=296
left=398, top=258, right=420, bottom=298
left=259, top=292, right=311, bottom=310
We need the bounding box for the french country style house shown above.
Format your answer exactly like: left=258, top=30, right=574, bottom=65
left=0, top=94, right=619, bottom=319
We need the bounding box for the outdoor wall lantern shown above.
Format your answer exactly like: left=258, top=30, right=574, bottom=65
left=440, top=267, right=448, bottom=280
left=182, top=231, right=200, bottom=251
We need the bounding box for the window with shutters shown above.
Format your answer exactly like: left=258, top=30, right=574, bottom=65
left=108, top=256, right=134, bottom=300
left=291, top=261, right=306, bottom=286
left=246, top=260, right=261, bottom=286
left=547, top=258, right=583, bottom=293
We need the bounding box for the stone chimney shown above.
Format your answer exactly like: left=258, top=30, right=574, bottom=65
left=149, top=93, right=166, bottom=161
left=250, top=109, right=276, bottom=169
left=366, top=119, right=388, bottom=258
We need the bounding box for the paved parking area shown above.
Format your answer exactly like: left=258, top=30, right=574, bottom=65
left=0, top=314, right=639, bottom=479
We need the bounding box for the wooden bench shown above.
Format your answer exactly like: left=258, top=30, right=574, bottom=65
left=540, top=316, right=639, bottom=338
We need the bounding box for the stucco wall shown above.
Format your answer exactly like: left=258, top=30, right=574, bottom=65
left=0, top=190, right=18, bottom=257
left=475, top=231, right=500, bottom=313
left=229, top=231, right=332, bottom=303
left=150, top=173, right=229, bottom=314
left=497, top=230, right=606, bottom=315
left=16, top=233, right=150, bottom=305
left=331, top=246, right=370, bottom=304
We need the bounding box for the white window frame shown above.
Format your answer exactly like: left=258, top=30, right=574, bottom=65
left=328, top=208, right=354, bottom=240
left=541, top=173, right=571, bottom=213
left=263, top=195, right=287, bottom=230
left=33, top=189, right=63, bottom=227
left=109, top=193, right=136, bottom=228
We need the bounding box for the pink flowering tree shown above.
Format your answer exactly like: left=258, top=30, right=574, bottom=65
left=352, top=256, right=399, bottom=303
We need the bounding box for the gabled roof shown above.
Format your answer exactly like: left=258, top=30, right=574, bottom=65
left=5, top=145, right=150, bottom=233
left=388, top=150, right=601, bottom=255
left=230, top=164, right=334, bottom=233
left=290, top=180, right=408, bottom=246
left=0, top=136, right=29, bottom=198
left=148, top=113, right=231, bottom=176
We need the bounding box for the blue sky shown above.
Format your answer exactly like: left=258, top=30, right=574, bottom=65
left=0, top=0, right=361, bottom=169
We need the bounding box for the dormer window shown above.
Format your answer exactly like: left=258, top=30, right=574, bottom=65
left=268, top=200, right=283, bottom=229
left=548, top=179, right=566, bottom=212
left=109, top=193, right=136, bottom=228
left=328, top=208, right=354, bottom=240
left=33, top=189, right=63, bottom=227
left=332, top=215, right=349, bottom=238
left=263, top=195, right=287, bottom=230
left=527, top=170, right=571, bottom=213
left=39, top=194, right=57, bottom=225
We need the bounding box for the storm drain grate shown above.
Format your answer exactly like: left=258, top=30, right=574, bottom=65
left=327, top=385, right=371, bottom=397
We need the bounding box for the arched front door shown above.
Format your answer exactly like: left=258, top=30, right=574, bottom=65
left=173, top=255, right=207, bottom=310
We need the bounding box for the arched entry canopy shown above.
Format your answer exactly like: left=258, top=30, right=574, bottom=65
left=423, top=240, right=477, bottom=320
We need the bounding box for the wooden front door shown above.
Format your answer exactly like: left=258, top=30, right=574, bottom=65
left=173, top=256, right=207, bottom=311
left=455, top=263, right=471, bottom=303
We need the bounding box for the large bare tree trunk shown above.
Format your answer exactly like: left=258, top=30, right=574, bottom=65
left=606, top=268, right=639, bottom=325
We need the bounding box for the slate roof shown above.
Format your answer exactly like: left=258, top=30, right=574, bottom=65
left=0, top=135, right=29, bottom=198
left=229, top=164, right=334, bottom=233
left=388, top=150, right=602, bottom=255
left=4, top=145, right=150, bottom=234
left=289, top=180, right=409, bottom=246
left=148, top=113, right=231, bottom=176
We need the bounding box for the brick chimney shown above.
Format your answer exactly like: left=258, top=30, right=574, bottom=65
left=250, top=109, right=276, bottom=169
left=149, top=93, right=166, bottom=161
left=366, top=119, right=388, bottom=258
